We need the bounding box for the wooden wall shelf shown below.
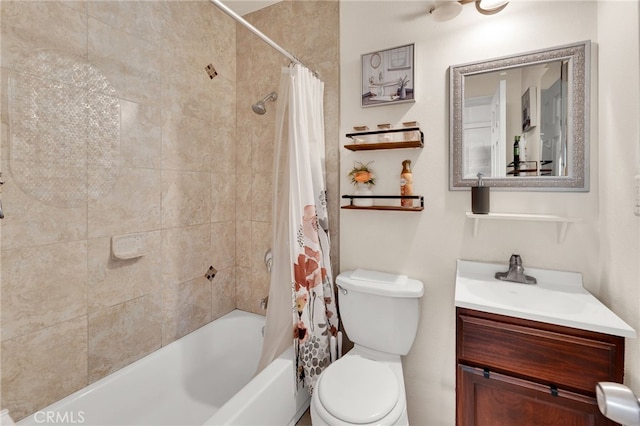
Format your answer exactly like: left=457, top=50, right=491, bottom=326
left=344, top=126, right=423, bottom=151
left=342, top=195, right=424, bottom=211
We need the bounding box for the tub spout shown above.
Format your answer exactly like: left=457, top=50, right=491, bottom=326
left=259, top=296, right=268, bottom=310
left=495, top=254, right=537, bottom=284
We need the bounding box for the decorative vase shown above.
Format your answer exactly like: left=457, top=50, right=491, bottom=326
left=400, top=86, right=407, bottom=99
left=353, top=183, right=373, bottom=207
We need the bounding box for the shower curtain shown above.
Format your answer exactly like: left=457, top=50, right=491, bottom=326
left=256, top=64, right=339, bottom=394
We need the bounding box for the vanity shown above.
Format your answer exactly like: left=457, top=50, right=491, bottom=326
left=455, top=260, right=636, bottom=425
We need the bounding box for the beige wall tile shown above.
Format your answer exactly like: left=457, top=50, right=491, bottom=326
left=88, top=293, right=162, bottom=383
left=236, top=266, right=270, bottom=316
left=236, top=220, right=252, bottom=267
left=88, top=167, right=161, bottom=238
left=120, top=100, right=162, bottom=169
left=0, top=1, right=87, bottom=71
left=1, top=317, right=87, bottom=421
left=211, top=267, right=237, bottom=320
left=161, top=170, right=212, bottom=228
left=235, top=266, right=253, bottom=313
left=251, top=173, right=273, bottom=222
left=60, top=1, right=87, bottom=14
left=236, top=173, right=252, bottom=221
left=87, top=1, right=166, bottom=45
left=235, top=125, right=252, bottom=171
left=162, top=113, right=212, bottom=172
left=0, top=176, right=87, bottom=250
left=162, top=53, right=215, bottom=123
left=211, top=221, right=236, bottom=270
left=211, top=124, right=236, bottom=175
left=88, top=17, right=161, bottom=105
left=209, top=9, right=237, bottom=82
left=87, top=232, right=162, bottom=311
left=162, top=276, right=212, bottom=344
left=162, top=224, right=212, bottom=286
left=211, top=172, right=236, bottom=222
left=251, top=124, right=275, bottom=175
left=210, top=78, right=237, bottom=128
left=251, top=220, right=272, bottom=272
left=1, top=241, right=87, bottom=341
left=162, top=2, right=215, bottom=59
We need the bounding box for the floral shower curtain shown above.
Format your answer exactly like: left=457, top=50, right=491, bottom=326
left=256, top=64, right=338, bottom=394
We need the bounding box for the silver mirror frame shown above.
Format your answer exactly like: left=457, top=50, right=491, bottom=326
left=449, top=40, right=591, bottom=191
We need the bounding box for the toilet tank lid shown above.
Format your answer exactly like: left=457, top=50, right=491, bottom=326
left=337, top=269, right=424, bottom=298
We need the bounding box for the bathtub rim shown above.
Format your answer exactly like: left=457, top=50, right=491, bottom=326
left=16, top=309, right=267, bottom=425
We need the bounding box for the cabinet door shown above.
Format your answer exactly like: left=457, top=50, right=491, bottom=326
left=457, top=365, right=615, bottom=426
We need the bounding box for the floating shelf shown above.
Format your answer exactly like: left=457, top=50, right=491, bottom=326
left=465, top=212, right=582, bottom=243
left=342, top=195, right=424, bottom=212
left=344, top=127, right=423, bottom=151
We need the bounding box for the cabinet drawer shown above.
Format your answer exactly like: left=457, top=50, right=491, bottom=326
left=457, top=308, right=624, bottom=395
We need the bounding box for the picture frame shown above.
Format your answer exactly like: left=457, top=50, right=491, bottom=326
left=361, top=43, right=415, bottom=108
left=521, top=86, right=537, bottom=132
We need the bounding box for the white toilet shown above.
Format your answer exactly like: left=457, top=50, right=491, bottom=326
left=310, top=268, right=424, bottom=425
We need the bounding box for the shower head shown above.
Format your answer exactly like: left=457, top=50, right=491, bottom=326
left=252, top=91, right=278, bottom=115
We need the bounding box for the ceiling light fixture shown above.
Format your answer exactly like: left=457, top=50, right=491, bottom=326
left=429, top=0, right=509, bottom=21
left=429, top=1, right=463, bottom=22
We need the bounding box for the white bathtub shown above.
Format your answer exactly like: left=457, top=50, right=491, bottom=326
left=18, top=310, right=309, bottom=426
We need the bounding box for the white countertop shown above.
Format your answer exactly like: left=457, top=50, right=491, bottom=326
left=455, top=259, right=636, bottom=338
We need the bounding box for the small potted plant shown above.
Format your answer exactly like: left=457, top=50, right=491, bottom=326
left=348, top=161, right=375, bottom=206
left=398, top=75, right=410, bottom=99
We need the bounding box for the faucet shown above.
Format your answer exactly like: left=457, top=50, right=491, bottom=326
left=259, top=296, right=268, bottom=310
left=495, top=254, right=537, bottom=284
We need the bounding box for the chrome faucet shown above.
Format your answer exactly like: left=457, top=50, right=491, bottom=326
left=495, top=254, right=537, bottom=284
left=259, top=296, right=268, bottom=310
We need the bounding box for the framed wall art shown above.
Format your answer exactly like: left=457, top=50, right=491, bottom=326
left=361, top=43, right=415, bottom=108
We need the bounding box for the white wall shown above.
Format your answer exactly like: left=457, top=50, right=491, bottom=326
left=597, top=0, right=640, bottom=393
left=339, top=1, right=639, bottom=425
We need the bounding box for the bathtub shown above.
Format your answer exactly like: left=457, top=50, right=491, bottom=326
left=18, top=310, right=309, bottom=426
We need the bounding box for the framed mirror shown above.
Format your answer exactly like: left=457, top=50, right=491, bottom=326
left=449, top=40, right=590, bottom=191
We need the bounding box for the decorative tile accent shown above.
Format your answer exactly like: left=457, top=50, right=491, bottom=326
left=205, top=63, right=218, bottom=79
left=205, top=265, right=217, bottom=281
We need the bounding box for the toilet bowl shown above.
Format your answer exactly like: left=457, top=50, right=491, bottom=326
left=311, top=348, right=408, bottom=425
left=310, top=269, right=423, bottom=426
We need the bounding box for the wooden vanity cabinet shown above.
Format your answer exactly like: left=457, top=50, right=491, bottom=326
left=456, top=307, right=625, bottom=426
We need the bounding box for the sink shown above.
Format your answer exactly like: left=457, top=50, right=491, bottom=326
left=466, top=281, right=584, bottom=315
left=455, top=259, right=636, bottom=338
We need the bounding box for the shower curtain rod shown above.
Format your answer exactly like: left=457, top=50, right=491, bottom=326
left=210, top=0, right=318, bottom=76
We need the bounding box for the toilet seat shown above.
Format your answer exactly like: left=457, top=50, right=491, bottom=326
left=316, top=355, right=401, bottom=424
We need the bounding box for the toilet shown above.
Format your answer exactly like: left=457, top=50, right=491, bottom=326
left=310, top=268, right=424, bottom=425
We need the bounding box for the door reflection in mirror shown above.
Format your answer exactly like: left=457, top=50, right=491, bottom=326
left=463, top=60, right=568, bottom=179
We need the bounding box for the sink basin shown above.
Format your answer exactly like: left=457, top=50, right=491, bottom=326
left=466, top=281, right=584, bottom=315
left=455, top=260, right=636, bottom=338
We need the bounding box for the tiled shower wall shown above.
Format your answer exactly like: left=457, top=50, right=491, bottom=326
left=0, top=0, right=339, bottom=421
left=235, top=1, right=340, bottom=313
left=0, top=1, right=237, bottom=420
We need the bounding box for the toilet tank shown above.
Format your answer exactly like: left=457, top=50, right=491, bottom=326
left=336, top=269, right=424, bottom=355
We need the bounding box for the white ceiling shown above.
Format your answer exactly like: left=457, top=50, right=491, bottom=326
left=221, top=0, right=281, bottom=16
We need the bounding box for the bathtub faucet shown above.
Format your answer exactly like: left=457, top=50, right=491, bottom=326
left=259, top=296, right=268, bottom=310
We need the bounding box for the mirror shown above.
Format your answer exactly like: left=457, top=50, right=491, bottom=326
left=449, top=41, right=590, bottom=191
